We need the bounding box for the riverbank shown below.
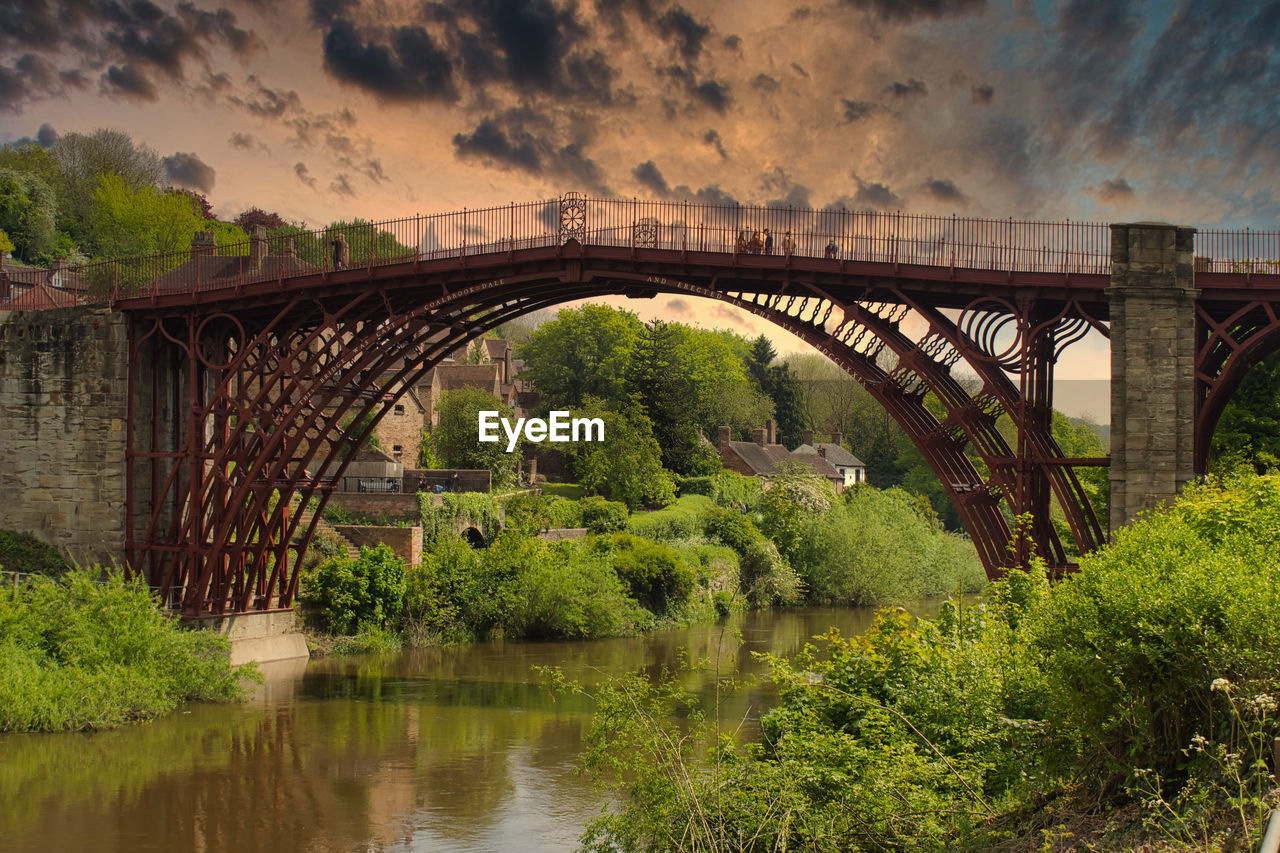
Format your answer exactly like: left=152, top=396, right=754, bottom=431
left=564, top=472, right=1280, bottom=852
left=0, top=568, right=253, bottom=732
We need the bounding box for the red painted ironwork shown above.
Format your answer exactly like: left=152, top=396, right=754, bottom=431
left=8, top=195, right=1280, bottom=612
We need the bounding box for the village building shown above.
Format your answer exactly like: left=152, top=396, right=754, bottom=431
left=792, top=430, right=867, bottom=488
left=715, top=421, right=853, bottom=491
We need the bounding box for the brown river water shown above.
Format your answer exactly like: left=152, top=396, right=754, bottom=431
left=0, top=605, right=935, bottom=853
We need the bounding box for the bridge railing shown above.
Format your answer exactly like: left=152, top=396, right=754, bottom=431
left=3, top=195, right=1275, bottom=311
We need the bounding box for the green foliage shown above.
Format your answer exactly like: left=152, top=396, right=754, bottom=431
left=702, top=505, right=761, bottom=554
left=701, top=504, right=801, bottom=606
left=1210, top=349, right=1280, bottom=474
left=573, top=473, right=1280, bottom=852
left=795, top=486, right=986, bottom=605
left=579, top=495, right=628, bottom=533
left=604, top=533, right=696, bottom=615
left=427, top=386, right=520, bottom=488
left=504, top=540, right=647, bottom=640
left=1031, top=473, right=1280, bottom=788
left=711, top=469, right=763, bottom=510
left=303, top=544, right=406, bottom=635
left=0, top=568, right=249, bottom=732
left=627, top=494, right=711, bottom=541
left=756, top=460, right=837, bottom=561
left=0, top=168, right=58, bottom=262
left=502, top=492, right=555, bottom=534
left=520, top=304, right=643, bottom=409
left=49, top=129, right=164, bottom=241
left=0, top=530, right=70, bottom=577
left=0, top=228, right=12, bottom=256
left=676, top=475, right=715, bottom=497
left=571, top=400, right=676, bottom=509
left=419, top=491, right=503, bottom=546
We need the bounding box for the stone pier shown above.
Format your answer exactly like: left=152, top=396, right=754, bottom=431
left=1108, top=223, right=1199, bottom=530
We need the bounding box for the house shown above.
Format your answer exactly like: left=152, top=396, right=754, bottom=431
left=716, top=421, right=846, bottom=491
left=792, top=430, right=867, bottom=488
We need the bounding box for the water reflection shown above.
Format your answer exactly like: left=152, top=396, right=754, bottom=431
left=0, top=606, right=925, bottom=853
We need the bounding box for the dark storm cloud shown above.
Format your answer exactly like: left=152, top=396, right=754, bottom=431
left=703, top=129, right=727, bottom=159
left=884, top=79, right=927, bottom=99
left=838, top=0, right=986, bottom=23
left=922, top=178, right=966, bottom=204
left=102, top=64, right=158, bottom=101
left=452, top=108, right=609, bottom=193
left=229, top=79, right=302, bottom=117
left=1088, top=178, right=1136, bottom=204
left=760, top=167, right=811, bottom=209
left=852, top=175, right=900, bottom=208
left=690, top=79, right=732, bottom=112
left=0, top=54, right=69, bottom=110
left=841, top=99, right=879, bottom=121
left=36, top=123, right=57, bottom=146
left=971, top=84, right=993, bottom=104
left=671, top=183, right=738, bottom=205
left=322, top=19, right=458, bottom=103
left=0, top=1, right=258, bottom=109
left=655, top=5, right=710, bottom=64
left=164, top=151, right=216, bottom=192
left=633, top=161, right=671, bottom=195
left=294, top=161, right=317, bottom=188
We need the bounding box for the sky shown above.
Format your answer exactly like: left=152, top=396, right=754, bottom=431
left=3, top=0, right=1277, bottom=418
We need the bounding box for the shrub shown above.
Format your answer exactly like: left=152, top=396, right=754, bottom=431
left=0, top=529, right=69, bottom=577
left=420, top=492, right=502, bottom=545
left=606, top=533, right=696, bottom=615
left=627, top=494, right=711, bottom=541
left=701, top=505, right=761, bottom=554
left=677, top=475, right=715, bottom=497
left=545, top=495, right=584, bottom=529
left=580, top=496, right=629, bottom=534
left=304, top=544, right=406, bottom=635
left=0, top=569, right=249, bottom=732
left=502, top=492, right=554, bottom=534
left=503, top=540, right=646, bottom=639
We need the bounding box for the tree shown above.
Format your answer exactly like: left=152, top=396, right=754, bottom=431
left=50, top=129, right=164, bottom=241
left=88, top=175, right=247, bottom=262
left=0, top=228, right=13, bottom=257
left=520, top=304, right=643, bottom=410
left=427, top=387, right=521, bottom=488
left=233, top=207, right=289, bottom=232
left=1211, top=350, right=1280, bottom=473
left=747, top=334, right=777, bottom=388
left=0, top=168, right=58, bottom=262
left=570, top=399, right=676, bottom=509
left=767, top=364, right=807, bottom=449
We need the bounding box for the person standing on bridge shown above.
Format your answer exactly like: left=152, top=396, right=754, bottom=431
left=735, top=231, right=748, bottom=253
left=332, top=233, right=350, bottom=271
left=781, top=231, right=795, bottom=255
left=825, top=239, right=838, bottom=259
left=748, top=229, right=763, bottom=253
left=763, top=228, right=773, bottom=255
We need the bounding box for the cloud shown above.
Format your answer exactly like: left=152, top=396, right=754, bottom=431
left=0, top=54, right=78, bottom=111
left=751, top=74, right=780, bottom=92
left=322, top=19, right=458, bottom=103
left=711, top=304, right=748, bottom=326
left=971, top=84, right=993, bottom=104
left=666, top=297, right=690, bottom=313
left=922, top=178, right=966, bottom=204
left=690, top=78, right=732, bottom=112
left=656, top=6, right=710, bottom=64
left=294, top=161, right=317, bottom=188
left=452, top=107, right=609, bottom=193
left=330, top=173, right=356, bottom=196
left=1087, top=177, right=1136, bottom=204
left=884, top=78, right=928, bottom=99
left=228, top=131, right=268, bottom=152
left=633, top=161, right=671, bottom=195
left=229, top=79, right=302, bottom=117
left=703, top=129, right=727, bottom=159
left=841, top=98, right=880, bottom=121
left=164, top=152, right=217, bottom=192
left=355, top=158, right=388, bottom=182
left=852, top=174, right=900, bottom=208
left=102, top=64, right=158, bottom=101
left=838, top=0, right=986, bottom=23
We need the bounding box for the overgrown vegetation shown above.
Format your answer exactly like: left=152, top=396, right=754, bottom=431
left=554, top=472, right=1280, bottom=853
left=0, top=529, right=69, bottom=577
left=0, top=569, right=250, bottom=732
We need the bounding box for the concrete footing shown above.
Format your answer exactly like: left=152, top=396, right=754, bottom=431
left=188, top=609, right=310, bottom=666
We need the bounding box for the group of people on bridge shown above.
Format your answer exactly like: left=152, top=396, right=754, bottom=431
left=733, top=228, right=841, bottom=259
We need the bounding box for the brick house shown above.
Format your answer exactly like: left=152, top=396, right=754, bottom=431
left=792, top=430, right=867, bottom=488
left=716, top=421, right=846, bottom=490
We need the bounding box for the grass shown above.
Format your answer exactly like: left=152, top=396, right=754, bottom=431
left=542, top=482, right=590, bottom=499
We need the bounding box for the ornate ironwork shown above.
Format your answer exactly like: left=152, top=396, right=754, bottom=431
left=559, top=193, right=586, bottom=243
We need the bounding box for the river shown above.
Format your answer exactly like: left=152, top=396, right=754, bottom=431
left=0, top=605, right=924, bottom=853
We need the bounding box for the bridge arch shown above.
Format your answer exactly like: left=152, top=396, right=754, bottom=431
left=122, top=248, right=1108, bottom=615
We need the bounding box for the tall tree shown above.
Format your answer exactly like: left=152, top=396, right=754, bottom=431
left=570, top=399, right=676, bottom=509
left=520, top=304, right=643, bottom=410
left=428, top=387, right=521, bottom=488
left=50, top=129, right=163, bottom=241
left=1211, top=350, right=1280, bottom=472
left=747, top=334, right=777, bottom=389
left=0, top=169, right=58, bottom=263
left=767, top=363, right=807, bottom=449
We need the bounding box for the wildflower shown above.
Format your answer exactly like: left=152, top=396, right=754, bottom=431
left=1250, top=694, right=1277, bottom=713
left=1211, top=678, right=1232, bottom=693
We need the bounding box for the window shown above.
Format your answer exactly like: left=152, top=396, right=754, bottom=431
left=394, top=404, right=405, bottom=415
left=392, top=445, right=403, bottom=457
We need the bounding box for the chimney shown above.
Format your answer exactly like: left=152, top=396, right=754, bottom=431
left=817, top=446, right=827, bottom=459
left=250, top=225, right=267, bottom=267
left=190, top=230, right=216, bottom=262
left=282, top=237, right=296, bottom=258
left=717, top=425, right=731, bottom=447
left=766, top=419, right=777, bottom=444
left=802, top=429, right=815, bottom=446
left=831, top=431, right=843, bottom=448
left=751, top=427, right=767, bottom=446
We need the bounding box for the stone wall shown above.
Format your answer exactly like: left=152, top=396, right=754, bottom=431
left=0, top=307, right=130, bottom=565
left=327, top=491, right=421, bottom=518
left=1108, top=223, right=1199, bottom=530
left=332, top=524, right=423, bottom=566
